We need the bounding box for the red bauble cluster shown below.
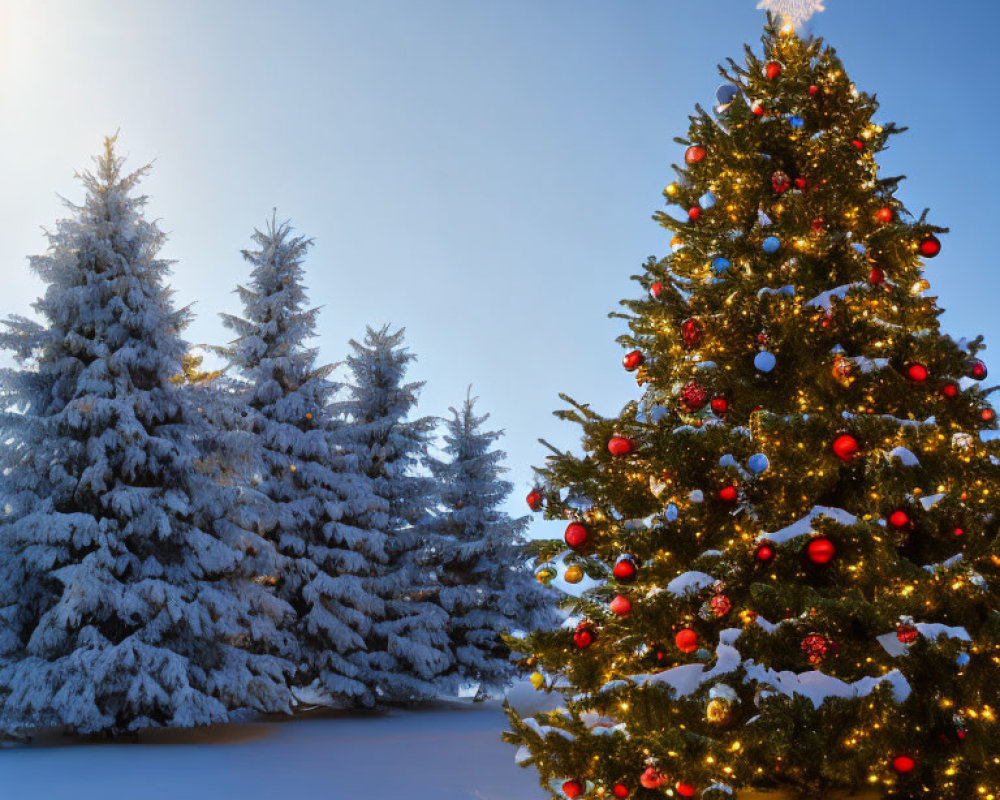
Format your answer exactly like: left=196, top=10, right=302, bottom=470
left=896, top=617, right=919, bottom=645
left=906, top=363, right=928, bottom=383
left=573, top=622, right=594, bottom=649
left=832, top=433, right=860, bottom=462
left=801, top=632, right=835, bottom=664
left=526, top=489, right=543, bottom=511
left=685, top=145, right=707, bottom=164
left=640, top=769, right=666, bottom=790
left=681, top=317, right=704, bottom=348
left=675, top=628, right=698, bottom=653
left=710, top=593, right=732, bottom=618
left=918, top=235, right=941, bottom=258
left=681, top=381, right=708, bottom=411
left=608, top=435, right=634, bottom=456
left=771, top=170, right=790, bottom=193
left=613, top=555, right=637, bottom=583
left=806, top=536, right=836, bottom=565
left=565, top=522, right=589, bottom=548
left=563, top=779, right=584, bottom=799
left=622, top=350, right=644, bottom=371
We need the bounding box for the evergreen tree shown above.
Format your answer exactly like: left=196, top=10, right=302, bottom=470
left=218, top=216, right=384, bottom=706
left=506, top=19, right=1000, bottom=800
left=334, top=325, right=450, bottom=702
left=0, top=137, right=293, bottom=735
left=425, top=390, right=556, bottom=698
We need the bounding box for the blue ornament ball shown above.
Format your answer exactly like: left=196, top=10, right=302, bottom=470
left=747, top=453, right=770, bottom=474
left=712, top=256, right=731, bottom=274
left=665, top=503, right=679, bottom=522
left=754, top=351, right=777, bottom=373
left=788, top=115, right=805, bottom=129
left=762, top=236, right=781, bottom=254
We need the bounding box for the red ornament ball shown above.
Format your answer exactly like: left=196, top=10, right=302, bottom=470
left=711, top=396, right=728, bottom=416
left=875, top=206, right=894, bottom=224
left=681, top=381, right=709, bottom=412
left=573, top=622, right=595, bottom=649
left=608, top=436, right=634, bottom=457
left=613, top=556, right=637, bottom=583
left=688, top=206, right=701, bottom=221
left=563, top=779, right=585, bottom=799
left=832, top=433, right=860, bottom=462
left=681, top=317, right=704, bottom=348
left=794, top=177, right=807, bottom=191
left=808, top=84, right=820, bottom=96
left=675, top=628, right=698, bottom=653
left=765, top=61, right=782, bottom=79
left=771, top=170, right=791, bottom=193
left=751, top=100, right=766, bottom=117
left=526, top=489, right=543, bottom=511
left=649, top=282, right=664, bottom=301
left=953, top=526, right=965, bottom=537
left=806, top=537, right=836, bottom=565
left=870, top=267, right=886, bottom=285
left=755, top=540, right=777, bottom=565
left=983, top=408, right=996, bottom=423
left=851, top=139, right=866, bottom=150
left=622, top=350, right=644, bottom=372
left=710, top=593, right=732, bottom=617
left=888, top=510, right=911, bottom=530
left=719, top=485, right=739, bottom=504
left=612, top=785, right=630, bottom=799
left=941, top=382, right=959, bottom=399
left=906, top=363, right=928, bottom=383
left=969, top=359, right=988, bottom=380
left=610, top=594, right=632, bottom=617
left=565, top=522, right=589, bottom=549
left=685, top=145, right=707, bottom=165
left=896, top=619, right=919, bottom=645
left=918, top=235, right=941, bottom=258
left=640, top=769, right=666, bottom=790
left=892, top=755, right=916, bottom=774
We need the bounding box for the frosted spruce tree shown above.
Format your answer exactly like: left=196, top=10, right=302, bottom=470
left=218, top=216, right=391, bottom=707
left=425, top=391, right=556, bottom=698
left=334, top=326, right=450, bottom=702
left=0, top=137, right=294, bottom=736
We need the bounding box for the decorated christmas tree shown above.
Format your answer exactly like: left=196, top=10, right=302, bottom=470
left=423, top=391, right=556, bottom=698
left=218, top=217, right=386, bottom=706
left=0, top=137, right=294, bottom=735
left=505, top=16, right=1000, bottom=800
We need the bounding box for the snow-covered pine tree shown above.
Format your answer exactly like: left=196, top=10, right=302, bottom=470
left=0, top=136, right=294, bottom=736
left=218, top=215, right=386, bottom=707
left=334, top=325, right=450, bottom=702
left=424, top=390, right=556, bottom=698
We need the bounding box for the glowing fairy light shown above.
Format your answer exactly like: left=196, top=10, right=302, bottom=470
left=756, top=0, right=826, bottom=30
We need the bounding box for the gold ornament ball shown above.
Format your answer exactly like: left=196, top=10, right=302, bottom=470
left=530, top=671, right=545, bottom=690
left=706, top=698, right=732, bottom=724
left=564, top=564, right=584, bottom=584
left=536, top=567, right=557, bottom=586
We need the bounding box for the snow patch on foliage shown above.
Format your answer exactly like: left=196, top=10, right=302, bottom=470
left=877, top=624, right=970, bottom=657
left=887, top=447, right=920, bottom=467
left=667, top=571, right=716, bottom=597
left=806, top=283, right=862, bottom=311
left=760, top=506, right=858, bottom=545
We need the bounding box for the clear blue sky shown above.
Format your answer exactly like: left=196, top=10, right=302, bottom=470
left=0, top=1, right=995, bottom=533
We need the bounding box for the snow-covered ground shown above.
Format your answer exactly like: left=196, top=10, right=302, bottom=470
left=0, top=696, right=547, bottom=800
